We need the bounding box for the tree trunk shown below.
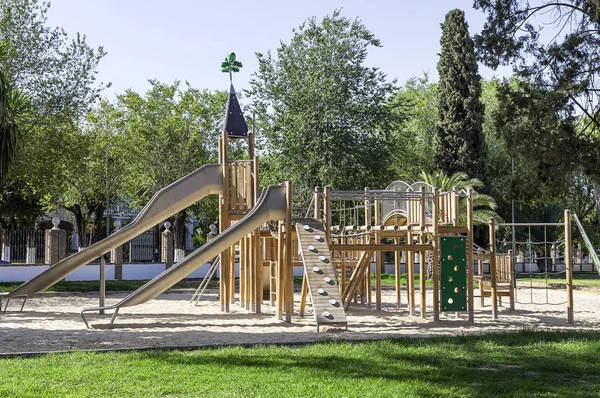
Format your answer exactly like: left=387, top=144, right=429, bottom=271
left=67, top=205, right=87, bottom=249
left=87, top=202, right=105, bottom=245
left=173, top=209, right=187, bottom=262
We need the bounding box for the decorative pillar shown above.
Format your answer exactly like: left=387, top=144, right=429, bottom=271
left=45, top=218, right=67, bottom=265
left=25, top=225, right=37, bottom=264
left=1, top=227, right=11, bottom=263
left=111, top=218, right=124, bottom=280
left=161, top=221, right=174, bottom=268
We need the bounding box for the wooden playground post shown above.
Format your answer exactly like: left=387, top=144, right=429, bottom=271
left=285, top=181, right=293, bottom=323
left=364, top=188, right=372, bottom=306
left=394, top=237, right=401, bottom=308
left=324, top=187, right=331, bottom=242
left=314, top=187, right=322, bottom=219
left=467, top=188, right=474, bottom=322
left=489, top=217, right=498, bottom=319
left=219, top=132, right=230, bottom=312
left=299, top=273, right=308, bottom=317
left=407, top=230, right=415, bottom=316
left=432, top=188, right=440, bottom=320
left=253, top=155, right=261, bottom=313
left=276, top=221, right=284, bottom=320
left=374, top=199, right=382, bottom=311
left=239, top=237, right=246, bottom=308
left=565, top=209, right=574, bottom=324
left=419, top=186, right=426, bottom=318
left=508, top=249, right=515, bottom=310
left=452, top=186, right=459, bottom=227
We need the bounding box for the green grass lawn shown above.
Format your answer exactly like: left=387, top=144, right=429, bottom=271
left=516, top=272, right=600, bottom=288
left=0, top=279, right=215, bottom=293
left=1, top=331, right=599, bottom=397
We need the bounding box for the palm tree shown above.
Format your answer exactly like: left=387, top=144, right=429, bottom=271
left=413, top=170, right=503, bottom=224
left=0, top=64, right=29, bottom=187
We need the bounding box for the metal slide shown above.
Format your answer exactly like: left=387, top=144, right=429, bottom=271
left=80, top=185, right=288, bottom=328
left=4, top=164, right=224, bottom=307
left=573, top=213, right=600, bottom=276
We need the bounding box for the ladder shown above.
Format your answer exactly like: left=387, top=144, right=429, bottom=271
left=190, top=257, right=220, bottom=306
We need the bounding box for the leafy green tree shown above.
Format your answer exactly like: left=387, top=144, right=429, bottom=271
left=114, top=81, right=226, bottom=258
left=392, top=74, right=438, bottom=178
left=0, top=0, right=107, bottom=245
left=475, top=0, right=600, bottom=224
left=435, top=9, right=488, bottom=186
left=0, top=0, right=106, bottom=127
left=248, top=10, right=406, bottom=190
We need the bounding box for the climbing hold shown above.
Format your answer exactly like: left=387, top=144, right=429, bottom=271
left=324, top=277, right=332, bottom=284
left=323, top=311, right=332, bottom=318
left=313, top=266, right=321, bottom=273
left=314, top=235, right=322, bottom=241
left=329, top=299, right=337, bottom=306
left=318, top=288, right=326, bottom=295
left=319, top=255, right=327, bottom=262
left=308, top=245, right=316, bottom=251
left=303, top=225, right=311, bottom=231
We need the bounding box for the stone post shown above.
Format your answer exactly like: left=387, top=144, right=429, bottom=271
left=1, top=227, right=11, bottom=263
left=25, top=226, right=37, bottom=264
left=161, top=221, right=174, bottom=269
left=45, top=218, right=67, bottom=265
left=111, top=218, right=124, bottom=280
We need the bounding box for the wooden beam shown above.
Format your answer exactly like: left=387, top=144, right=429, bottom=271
left=329, top=244, right=433, bottom=251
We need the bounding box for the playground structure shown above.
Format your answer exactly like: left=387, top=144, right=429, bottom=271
left=2, top=95, right=599, bottom=332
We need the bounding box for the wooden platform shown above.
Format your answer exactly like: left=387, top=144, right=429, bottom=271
left=295, top=218, right=348, bottom=332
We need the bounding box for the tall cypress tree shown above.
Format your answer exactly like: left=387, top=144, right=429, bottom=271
left=435, top=9, right=488, bottom=186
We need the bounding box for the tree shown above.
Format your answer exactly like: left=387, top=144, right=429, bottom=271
left=435, top=9, right=488, bottom=186
left=474, top=0, right=600, bottom=224
left=413, top=170, right=501, bottom=225
left=114, top=81, right=226, bottom=259
left=248, top=10, right=406, bottom=191
left=0, top=0, right=107, bottom=128
left=0, top=0, right=107, bottom=245
left=391, top=74, right=438, bottom=178
left=0, top=58, right=28, bottom=187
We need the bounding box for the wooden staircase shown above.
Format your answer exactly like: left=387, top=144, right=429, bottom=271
left=295, top=218, right=348, bottom=331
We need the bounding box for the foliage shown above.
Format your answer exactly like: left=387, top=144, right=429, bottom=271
left=111, top=81, right=227, bottom=254
left=0, top=0, right=107, bottom=127
left=248, top=9, right=406, bottom=191
left=474, top=0, right=600, bottom=225
left=0, top=0, right=107, bottom=242
left=2, top=332, right=600, bottom=396
left=0, top=45, right=29, bottom=187
left=413, top=170, right=501, bottom=224
left=391, top=74, right=437, bottom=178
left=435, top=9, right=488, bottom=186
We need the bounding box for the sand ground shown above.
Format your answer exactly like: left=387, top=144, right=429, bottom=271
left=1, top=285, right=599, bottom=355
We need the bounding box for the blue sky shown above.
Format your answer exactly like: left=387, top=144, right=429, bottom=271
left=46, top=0, right=507, bottom=99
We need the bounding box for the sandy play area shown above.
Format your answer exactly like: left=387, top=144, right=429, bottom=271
left=1, top=285, right=599, bottom=355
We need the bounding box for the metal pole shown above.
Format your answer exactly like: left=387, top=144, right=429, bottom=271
left=99, top=254, right=106, bottom=315
left=511, top=157, right=517, bottom=282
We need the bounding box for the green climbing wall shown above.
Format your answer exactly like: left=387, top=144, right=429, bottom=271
left=440, top=236, right=467, bottom=311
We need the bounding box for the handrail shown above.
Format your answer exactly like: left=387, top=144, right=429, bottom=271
left=572, top=213, right=600, bottom=276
